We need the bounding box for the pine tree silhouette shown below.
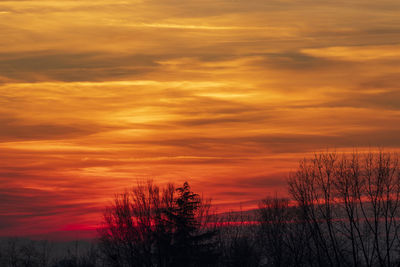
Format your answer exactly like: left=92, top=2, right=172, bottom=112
left=166, top=182, right=219, bottom=267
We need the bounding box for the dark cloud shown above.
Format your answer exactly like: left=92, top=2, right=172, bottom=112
left=249, top=52, right=340, bottom=70
left=0, top=187, right=94, bottom=215
left=359, top=74, right=400, bottom=89
left=0, top=123, right=92, bottom=141
left=209, top=172, right=288, bottom=189
left=324, top=88, right=400, bottom=110
left=0, top=52, right=161, bottom=82
left=0, top=114, right=95, bottom=141
left=218, top=191, right=252, bottom=197
left=0, top=186, right=101, bottom=232
left=115, top=129, right=400, bottom=154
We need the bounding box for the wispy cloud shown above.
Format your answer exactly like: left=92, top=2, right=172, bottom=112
left=1, top=0, right=400, bottom=237
left=302, top=45, right=400, bottom=61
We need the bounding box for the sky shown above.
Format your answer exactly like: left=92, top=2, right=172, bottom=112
left=1, top=0, right=400, bottom=238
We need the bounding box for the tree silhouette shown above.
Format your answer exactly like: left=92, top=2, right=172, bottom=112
left=6, top=150, right=399, bottom=267
left=164, top=182, right=219, bottom=267
left=98, top=181, right=218, bottom=267
left=288, top=151, right=400, bottom=267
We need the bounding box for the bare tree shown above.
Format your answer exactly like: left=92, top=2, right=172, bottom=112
left=288, top=153, right=345, bottom=267
left=98, top=181, right=173, bottom=267
left=288, top=151, right=400, bottom=267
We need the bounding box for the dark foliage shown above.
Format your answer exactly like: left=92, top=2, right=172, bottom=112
left=98, top=181, right=218, bottom=267
left=164, top=182, right=219, bottom=267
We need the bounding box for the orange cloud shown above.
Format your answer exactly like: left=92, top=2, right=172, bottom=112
left=1, top=0, right=400, bottom=238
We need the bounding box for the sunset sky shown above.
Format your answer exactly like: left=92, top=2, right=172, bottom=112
left=1, top=0, right=400, bottom=238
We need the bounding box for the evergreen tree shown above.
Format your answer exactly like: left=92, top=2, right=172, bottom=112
left=166, top=182, right=219, bottom=267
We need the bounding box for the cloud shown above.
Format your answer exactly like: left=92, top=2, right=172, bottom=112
left=1, top=0, right=400, bottom=238
left=0, top=123, right=92, bottom=141
left=0, top=52, right=161, bottom=82
left=0, top=186, right=100, bottom=234
left=301, top=45, right=400, bottom=62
